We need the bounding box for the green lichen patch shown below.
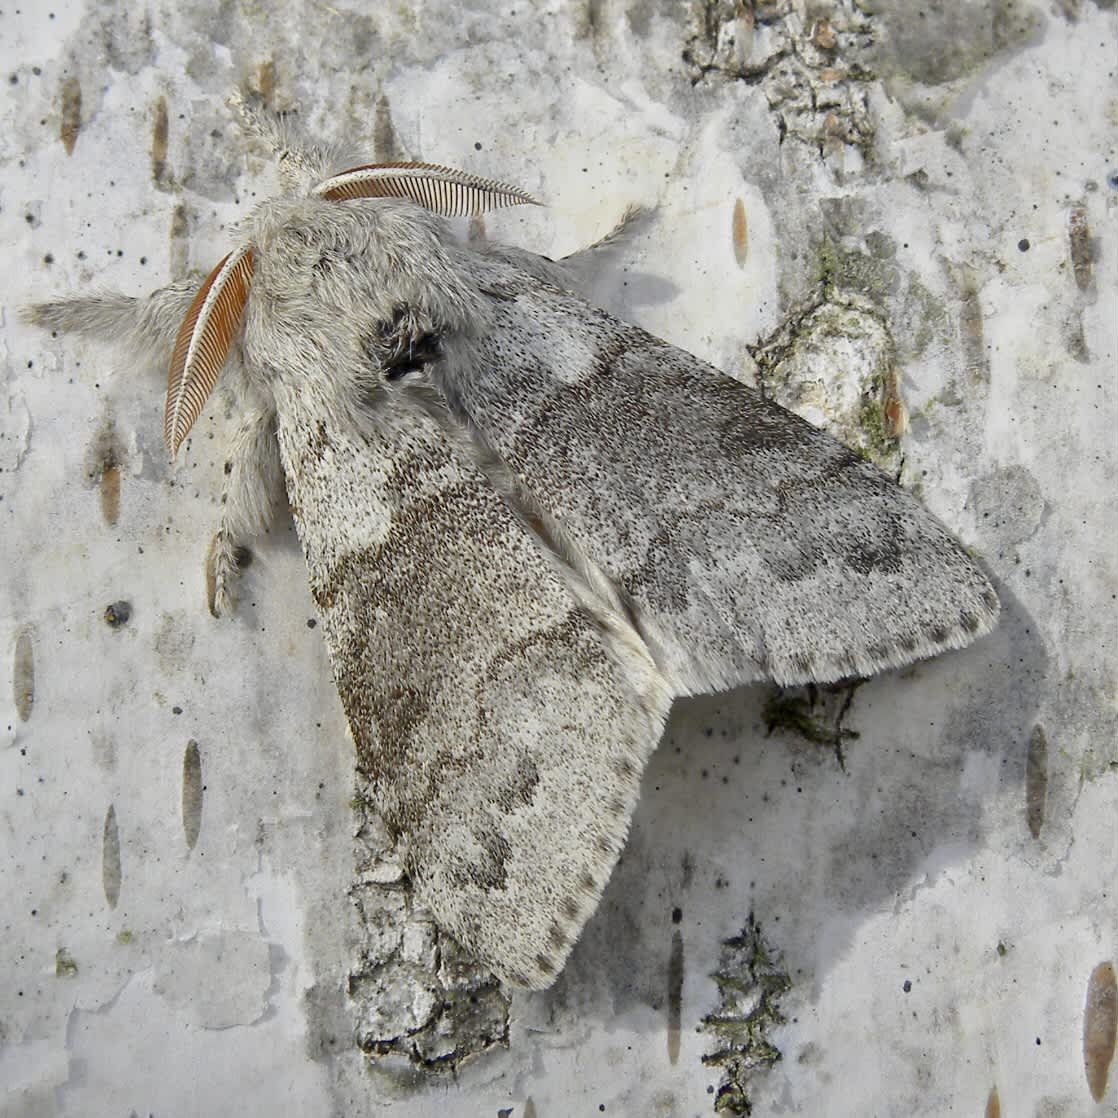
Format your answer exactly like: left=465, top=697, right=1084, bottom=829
left=701, top=915, right=792, bottom=1115
left=813, top=227, right=947, bottom=360
left=763, top=682, right=861, bottom=766
left=55, top=948, right=78, bottom=978
left=749, top=293, right=904, bottom=472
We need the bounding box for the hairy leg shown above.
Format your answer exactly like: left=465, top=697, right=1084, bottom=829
left=559, top=203, right=653, bottom=281
left=208, top=407, right=285, bottom=617
left=479, top=205, right=654, bottom=297
left=24, top=279, right=199, bottom=371
left=227, top=88, right=344, bottom=193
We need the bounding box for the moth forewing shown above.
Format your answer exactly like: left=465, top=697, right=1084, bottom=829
left=439, top=271, right=999, bottom=698
left=273, top=385, right=671, bottom=987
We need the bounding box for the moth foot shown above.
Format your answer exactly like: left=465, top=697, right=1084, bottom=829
left=206, top=533, right=251, bottom=618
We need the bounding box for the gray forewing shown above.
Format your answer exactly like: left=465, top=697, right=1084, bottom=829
left=438, top=261, right=999, bottom=695
left=275, top=389, right=669, bottom=989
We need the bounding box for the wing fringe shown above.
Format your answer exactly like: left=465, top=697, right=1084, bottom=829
left=164, top=246, right=254, bottom=457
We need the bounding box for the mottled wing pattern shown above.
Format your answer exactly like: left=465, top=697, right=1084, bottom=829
left=438, top=261, right=999, bottom=695
left=275, top=391, right=669, bottom=989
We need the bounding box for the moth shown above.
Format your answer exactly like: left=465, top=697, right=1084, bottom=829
left=28, top=94, right=999, bottom=991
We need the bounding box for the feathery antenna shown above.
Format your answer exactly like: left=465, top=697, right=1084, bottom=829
left=165, top=246, right=254, bottom=458
left=313, top=162, right=540, bottom=216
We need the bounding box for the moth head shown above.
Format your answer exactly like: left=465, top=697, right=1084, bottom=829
left=165, top=159, right=539, bottom=459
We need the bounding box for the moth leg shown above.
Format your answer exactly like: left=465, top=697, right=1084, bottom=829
left=25, top=279, right=199, bottom=371
left=559, top=204, right=654, bottom=282
left=480, top=206, right=656, bottom=298
left=226, top=89, right=332, bottom=190
left=207, top=407, right=284, bottom=618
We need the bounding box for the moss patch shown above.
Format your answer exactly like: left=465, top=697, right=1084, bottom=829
left=55, top=948, right=78, bottom=978
left=701, top=915, right=792, bottom=1115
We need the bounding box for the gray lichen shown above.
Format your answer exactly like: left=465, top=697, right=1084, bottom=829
left=348, top=784, right=510, bottom=1074
left=684, top=1, right=878, bottom=158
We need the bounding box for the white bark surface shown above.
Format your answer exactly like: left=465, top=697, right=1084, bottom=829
left=2, top=2, right=1116, bottom=1115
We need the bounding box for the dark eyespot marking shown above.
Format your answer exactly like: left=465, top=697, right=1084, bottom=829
left=384, top=333, right=441, bottom=381
left=364, top=304, right=443, bottom=381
